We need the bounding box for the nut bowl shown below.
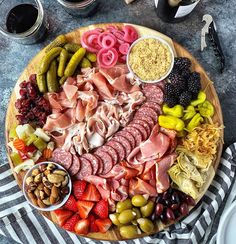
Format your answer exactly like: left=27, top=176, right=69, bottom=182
left=23, top=162, right=72, bottom=211
left=126, top=35, right=175, bottom=83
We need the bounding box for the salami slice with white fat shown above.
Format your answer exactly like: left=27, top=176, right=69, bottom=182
left=82, top=153, right=100, bottom=175
left=129, top=123, right=148, bottom=140
left=106, top=140, right=126, bottom=162
left=135, top=106, right=158, bottom=123
left=130, top=119, right=151, bottom=136
left=113, top=135, right=132, bottom=158
left=94, top=150, right=113, bottom=175
left=93, top=154, right=104, bottom=175
left=116, top=130, right=136, bottom=149
left=75, top=157, right=93, bottom=180
left=133, top=115, right=155, bottom=130
left=96, top=145, right=119, bottom=164
left=51, top=148, right=72, bottom=170
left=68, top=154, right=81, bottom=176
left=123, top=126, right=143, bottom=147
left=142, top=101, right=162, bottom=114
left=142, top=84, right=164, bottom=104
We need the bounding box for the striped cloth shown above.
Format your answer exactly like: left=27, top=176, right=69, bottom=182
left=1, top=143, right=236, bottom=244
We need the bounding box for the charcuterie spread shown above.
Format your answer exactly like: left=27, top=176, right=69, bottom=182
left=6, top=23, right=223, bottom=240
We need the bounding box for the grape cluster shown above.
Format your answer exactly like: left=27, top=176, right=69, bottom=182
left=154, top=188, right=195, bottom=224
left=15, top=74, right=51, bottom=126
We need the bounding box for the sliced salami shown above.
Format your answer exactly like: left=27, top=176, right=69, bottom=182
left=75, top=157, right=93, bottom=180
left=68, top=154, right=81, bottom=176
left=106, top=140, right=126, bottom=162
left=93, top=154, right=104, bottom=175
left=143, top=101, right=162, bottom=114
left=96, top=145, right=119, bottom=164
left=51, top=148, right=72, bottom=170
left=133, top=114, right=155, bottom=130
left=81, top=153, right=100, bottom=175
left=113, top=135, right=132, bottom=158
left=123, top=126, right=143, bottom=147
left=130, top=119, right=151, bottom=135
left=94, top=150, right=113, bottom=175
left=142, top=84, right=164, bottom=104
left=129, top=122, right=148, bottom=140
left=116, top=130, right=136, bottom=149
left=135, top=106, right=158, bottom=123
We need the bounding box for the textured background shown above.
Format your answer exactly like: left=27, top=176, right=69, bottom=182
left=0, top=0, right=235, bottom=243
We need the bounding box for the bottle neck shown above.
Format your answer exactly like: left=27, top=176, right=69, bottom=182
left=168, top=0, right=183, bottom=7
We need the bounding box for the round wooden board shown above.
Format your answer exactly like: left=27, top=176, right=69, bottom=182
left=5, top=23, right=224, bottom=240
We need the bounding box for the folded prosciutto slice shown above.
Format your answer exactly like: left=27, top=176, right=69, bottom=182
left=156, top=153, right=177, bottom=193
left=129, top=178, right=157, bottom=197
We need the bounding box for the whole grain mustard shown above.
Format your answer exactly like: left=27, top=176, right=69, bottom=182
left=129, top=38, right=172, bottom=81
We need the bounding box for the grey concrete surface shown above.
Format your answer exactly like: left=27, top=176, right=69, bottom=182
left=0, top=0, right=235, bottom=243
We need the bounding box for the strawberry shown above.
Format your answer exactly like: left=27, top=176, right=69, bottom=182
left=73, top=180, right=87, bottom=200
left=63, top=214, right=80, bottom=232
left=88, top=214, right=99, bottom=233
left=95, top=219, right=112, bottom=233
left=54, top=209, right=73, bottom=226
left=77, top=201, right=94, bottom=219
left=64, top=195, right=78, bottom=212
left=93, top=199, right=108, bottom=219
left=81, top=183, right=101, bottom=202
left=74, top=219, right=90, bottom=235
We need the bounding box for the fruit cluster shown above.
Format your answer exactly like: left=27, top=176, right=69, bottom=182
left=54, top=180, right=112, bottom=235
left=164, top=57, right=201, bottom=107
left=15, top=74, right=51, bottom=126
left=154, top=188, right=195, bottom=224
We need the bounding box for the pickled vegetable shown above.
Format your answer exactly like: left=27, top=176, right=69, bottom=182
left=163, top=104, right=184, bottom=118
left=159, top=115, right=185, bottom=131
left=64, top=43, right=81, bottom=53
left=57, top=49, right=69, bottom=77
left=10, top=152, right=22, bottom=166
left=198, top=100, right=215, bottom=118
left=45, top=35, right=67, bottom=53
left=9, top=126, right=18, bottom=139
left=119, top=225, right=139, bottom=239
left=80, top=57, right=92, bottom=68
left=36, top=73, right=47, bottom=93
left=86, top=52, right=97, bottom=62
left=38, top=47, right=63, bottom=74
left=26, top=134, right=37, bottom=146
left=59, top=76, right=67, bottom=85
left=33, top=137, right=47, bottom=151
left=64, top=47, right=86, bottom=77
left=137, top=218, right=154, bottom=233
left=131, top=195, right=147, bottom=207
left=46, top=60, right=59, bottom=92
left=118, top=209, right=136, bottom=224
left=191, top=91, right=206, bottom=107
left=140, top=201, right=154, bottom=217
left=116, top=199, right=132, bottom=213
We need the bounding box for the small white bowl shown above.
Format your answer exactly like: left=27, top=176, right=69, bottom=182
left=126, top=35, right=175, bottom=83
left=23, top=162, right=72, bottom=211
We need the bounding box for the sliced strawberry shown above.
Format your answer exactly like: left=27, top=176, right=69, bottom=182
left=74, top=219, right=90, bottom=235
left=93, top=199, right=108, bottom=219
left=88, top=214, right=99, bottom=233
left=77, top=201, right=94, bottom=219
left=81, top=183, right=101, bottom=202
left=54, top=209, right=73, bottom=226
left=73, top=180, right=87, bottom=200
left=64, top=195, right=78, bottom=212
left=95, top=219, right=112, bottom=233
left=63, top=214, right=80, bottom=232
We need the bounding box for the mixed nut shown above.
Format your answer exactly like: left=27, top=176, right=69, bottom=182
left=25, top=163, right=70, bottom=209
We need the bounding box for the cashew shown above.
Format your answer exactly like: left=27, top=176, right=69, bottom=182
left=42, top=197, right=51, bottom=206
left=47, top=163, right=55, bottom=171
left=26, top=176, right=34, bottom=185
left=53, top=169, right=67, bottom=176
left=42, top=177, right=53, bottom=189
left=39, top=190, right=46, bottom=200
left=61, top=176, right=69, bottom=187
left=31, top=168, right=40, bottom=176
left=34, top=173, right=42, bottom=183
left=47, top=174, right=64, bottom=184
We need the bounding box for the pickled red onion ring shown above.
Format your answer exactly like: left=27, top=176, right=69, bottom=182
left=119, top=43, right=130, bottom=55
left=122, top=25, right=138, bottom=43
left=81, top=30, right=102, bottom=53
left=98, top=32, right=117, bottom=49
left=97, top=48, right=118, bottom=68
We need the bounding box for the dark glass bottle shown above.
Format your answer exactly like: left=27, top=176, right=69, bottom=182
left=155, top=0, right=200, bottom=23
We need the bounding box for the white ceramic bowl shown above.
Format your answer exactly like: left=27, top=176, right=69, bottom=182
left=23, top=162, right=72, bottom=211
left=126, top=35, right=175, bottom=83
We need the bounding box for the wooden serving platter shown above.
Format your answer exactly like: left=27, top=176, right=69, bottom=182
left=5, top=23, right=223, bottom=240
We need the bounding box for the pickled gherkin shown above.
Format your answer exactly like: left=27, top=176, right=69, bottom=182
left=45, top=35, right=67, bottom=53
left=36, top=73, right=47, bottom=93
left=86, top=52, right=97, bottom=62
left=46, top=60, right=59, bottom=92
left=80, top=57, right=92, bottom=68
left=64, top=43, right=81, bottom=53
left=57, top=49, right=69, bottom=77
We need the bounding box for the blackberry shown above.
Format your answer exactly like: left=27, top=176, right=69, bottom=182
left=168, top=72, right=186, bottom=91
left=165, top=83, right=176, bottom=96
left=174, top=57, right=191, bottom=72
left=181, top=68, right=191, bottom=80
left=179, top=91, right=192, bottom=107
left=187, top=72, right=201, bottom=94
left=191, top=92, right=199, bottom=100
left=164, top=95, right=178, bottom=108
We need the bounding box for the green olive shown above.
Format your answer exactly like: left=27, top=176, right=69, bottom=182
left=118, top=209, right=136, bottom=224
left=140, top=201, right=155, bottom=217
left=131, top=195, right=147, bottom=207
left=119, top=225, right=140, bottom=239
left=132, top=208, right=142, bottom=219
left=116, top=199, right=132, bottom=213
left=137, top=218, right=154, bottom=233
left=109, top=213, right=121, bottom=226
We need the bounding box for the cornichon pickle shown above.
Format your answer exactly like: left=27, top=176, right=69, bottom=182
left=45, top=35, right=67, bottom=53
left=64, top=43, right=81, bottom=53
left=80, top=57, right=92, bottom=68
left=38, top=47, right=63, bottom=74
left=86, top=52, right=97, bottom=62
left=46, top=60, right=59, bottom=92
left=59, top=76, right=67, bottom=85
left=58, top=49, right=69, bottom=77
left=64, top=47, right=86, bottom=77
left=36, top=73, right=47, bottom=93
